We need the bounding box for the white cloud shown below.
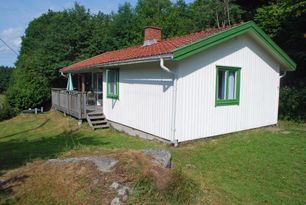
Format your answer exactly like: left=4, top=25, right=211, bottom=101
left=63, top=2, right=74, bottom=9
left=0, top=27, right=23, bottom=55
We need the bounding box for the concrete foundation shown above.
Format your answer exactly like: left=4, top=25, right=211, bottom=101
left=108, top=120, right=171, bottom=144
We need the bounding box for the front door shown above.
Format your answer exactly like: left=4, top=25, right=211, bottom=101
left=92, top=72, right=103, bottom=107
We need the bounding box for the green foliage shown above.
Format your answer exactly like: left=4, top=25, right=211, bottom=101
left=191, top=0, right=244, bottom=30
left=6, top=3, right=103, bottom=109
left=254, top=0, right=306, bottom=121
left=279, top=82, right=306, bottom=121
left=254, top=0, right=306, bottom=37
left=0, top=66, right=13, bottom=93
left=6, top=54, right=51, bottom=109
left=0, top=95, right=17, bottom=121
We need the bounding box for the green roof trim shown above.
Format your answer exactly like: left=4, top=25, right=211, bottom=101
left=173, top=21, right=296, bottom=71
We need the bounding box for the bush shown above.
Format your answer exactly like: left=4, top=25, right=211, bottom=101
left=0, top=97, right=17, bottom=121
left=6, top=68, right=50, bottom=110
left=0, top=66, right=13, bottom=93
left=279, top=82, right=306, bottom=121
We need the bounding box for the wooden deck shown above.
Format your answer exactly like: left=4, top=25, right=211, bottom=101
left=51, top=88, right=101, bottom=119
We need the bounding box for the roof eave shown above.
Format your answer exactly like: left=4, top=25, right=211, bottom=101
left=172, top=21, right=296, bottom=71
left=60, top=54, right=173, bottom=73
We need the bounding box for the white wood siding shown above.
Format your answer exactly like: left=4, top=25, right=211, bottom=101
left=175, top=34, right=280, bottom=142
left=103, top=62, right=174, bottom=141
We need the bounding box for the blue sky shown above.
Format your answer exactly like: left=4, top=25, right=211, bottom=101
left=0, top=0, right=194, bottom=67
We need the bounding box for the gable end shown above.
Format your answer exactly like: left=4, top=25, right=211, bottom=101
left=173, top=21, right=296, bottom=71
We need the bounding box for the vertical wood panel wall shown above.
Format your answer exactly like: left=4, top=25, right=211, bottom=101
left=175, top=34, right=280, bottom=142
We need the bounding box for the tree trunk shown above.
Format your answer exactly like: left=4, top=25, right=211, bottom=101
left=215, top=11, right=220, bottom=28
left=226, top=0, right=231, bottom=25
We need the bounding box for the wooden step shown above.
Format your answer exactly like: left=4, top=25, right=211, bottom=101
left=86, top=112, right=109, bottom=130
left=88, top=115, right=105, bottom=120
left=91, top=120, right=108, bottom=125
left=88, top=113, right=104, bottom=117
left=93, top=124, right=109, bottom=129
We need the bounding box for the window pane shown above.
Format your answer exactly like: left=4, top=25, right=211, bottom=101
left=218, top=70, right=226, bottom=100
left=227, top=71, right=236, bottom=100
left=108, top=71, right=114, bottom=94
left=107, top=70, right=118, bottom=97
left=113, top=72, right=117, bottom=95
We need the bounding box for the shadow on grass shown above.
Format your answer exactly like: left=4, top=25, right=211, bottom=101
left=0, top=130, right=111, bottom=172
left=0, top=119, right=50, bottom=140
left=0, top=175, right=28, bottom=204
left=0, top=175, right=28, bottom=194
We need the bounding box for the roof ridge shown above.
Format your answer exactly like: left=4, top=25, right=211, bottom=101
left=158, top=25, right=233, bottom=43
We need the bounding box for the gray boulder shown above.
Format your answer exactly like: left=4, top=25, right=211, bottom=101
left=111, top=197, right=120, bottom=205
left=46, top=156, right=118, bottom=172
left=118, top=186, right=129, bottom=196
left=143, top=148, right=172, bottom=168
left=110, top=182, right=120, bottom=189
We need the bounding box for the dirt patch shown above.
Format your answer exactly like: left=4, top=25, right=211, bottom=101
left=265, top=126, right=283, bottom=133
left=0, top=150, right=175, bottom=205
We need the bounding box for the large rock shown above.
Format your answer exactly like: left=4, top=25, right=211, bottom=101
left=47, top=156, right=118, bottom=172
left=111, top=197, right=120, bottom=205
left=143, top=148, right=172, bottom=168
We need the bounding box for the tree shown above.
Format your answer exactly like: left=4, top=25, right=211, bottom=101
left=0, top=66, right=14, bottom=93
left=162, top=0, right=194, bottom=37
left=6, top=3, right=97, bottom=109
left=108, top=3, right=142, bottom=49
left=253, top=0, right=306, bottom=120
left=254, top=0, right=306, bottom=82
left=190, top=0, right=244, bottom=30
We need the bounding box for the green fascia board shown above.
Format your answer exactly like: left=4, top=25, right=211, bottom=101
left=173, top=21, right=296, bottom=71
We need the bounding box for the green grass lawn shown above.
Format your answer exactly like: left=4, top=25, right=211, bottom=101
left=0, top=111, right=305, bottom=204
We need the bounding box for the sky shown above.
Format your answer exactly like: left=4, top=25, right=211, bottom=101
left=0, top=0, right=193, bottom=67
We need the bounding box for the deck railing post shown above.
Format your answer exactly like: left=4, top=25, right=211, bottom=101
left=78, top=93, right=80, bottom=119
left=67, top=91, right=69, bottom=115
left=57, top=90, right=60, bottom=109
left=83, top=92, right=87, bottom=117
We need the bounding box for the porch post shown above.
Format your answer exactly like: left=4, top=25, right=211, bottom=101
left=81, top=75, right=85, bottom=92
left=78, top=75, right=81, bottom=91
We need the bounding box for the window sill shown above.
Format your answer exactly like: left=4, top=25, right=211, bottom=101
left=107, top=95, right=119, bottom=100
left=215, top=100, right=239, bottom=106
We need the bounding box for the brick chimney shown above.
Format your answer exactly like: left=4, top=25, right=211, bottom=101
left=143, top=26, right=162, bottom=46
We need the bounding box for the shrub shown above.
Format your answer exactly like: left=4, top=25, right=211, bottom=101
left=0, top=66, right=13, bottom=93
left=0, top=97, right=17, bottom=121
left=6, top=68, right=50, bottom=110
left=279, top=82, right=306, bottom=121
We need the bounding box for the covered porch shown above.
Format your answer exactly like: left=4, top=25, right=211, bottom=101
left=51, top=72, right=103, bottom=120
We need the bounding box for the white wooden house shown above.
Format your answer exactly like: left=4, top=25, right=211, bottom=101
left=52, top=21, right=296, bottom=144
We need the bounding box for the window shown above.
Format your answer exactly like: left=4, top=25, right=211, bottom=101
left=215, top=66, right=241, bottom=106
left=106, top=69, right=119, bottom=99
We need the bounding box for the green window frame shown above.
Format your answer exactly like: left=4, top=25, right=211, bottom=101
left=215, top=65, right=241, bottom=106
left=106, top=69, right=119, bottom=99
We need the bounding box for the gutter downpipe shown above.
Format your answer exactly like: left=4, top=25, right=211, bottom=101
left=60, top=71, right=68, bottom=78
left=160, top=58, right=178, bottom=147
left=280, top=71, right=287, bottom=79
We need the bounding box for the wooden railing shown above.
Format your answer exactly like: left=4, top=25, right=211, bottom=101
left=51, top=88, right=87, bottom=119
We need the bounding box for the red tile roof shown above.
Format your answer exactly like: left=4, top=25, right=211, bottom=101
left=61, top=26, right=232, bottom=72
